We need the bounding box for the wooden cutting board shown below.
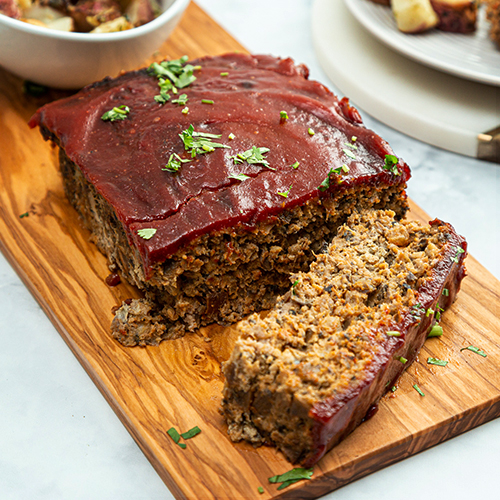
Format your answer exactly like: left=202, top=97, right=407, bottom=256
left=1, top=3, right=500, bottom=499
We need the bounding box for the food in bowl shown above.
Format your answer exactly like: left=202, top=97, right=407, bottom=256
left=0, top=0, right=159, bottom=32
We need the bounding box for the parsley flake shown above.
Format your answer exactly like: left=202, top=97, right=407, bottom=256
left=442, top=288, right=449, bottom=296
left=167, top=427, right=186, bottom=449
left=163, top=153, right=191, bottom=172
left=181, top=106, right=189, bottom=115
left=386, top=331, right=401, bottom=337
left=428, top=325, right=443, bottom=337
left=220, top=72, right=229, bottom=76
left=148, top=56, right=197, bottom=103
left=280, top=110, right=289, bottom=123
left=451, top=246, right=465, bottom=263
left=172, top=93, right=188, bottom=106
left=344, top=141, right=358, bottom=150
left=201, top=99, right=214, bottom=105
left=269, top=467, right=313, bottom=491
left=277, top=185, right=292, bottom=198
left=460, top=346, right=487, bottom=357
left=137, top=228, right=157, bottom=240
left=343, top=148, right=357, bottom=160
left=19, top=212, right=29, bottom=218
left=318, top=164, right=349, bottom=191
left=351, top=135, right=357, bottom=142
left=308, top=127, right=315, bottom=136
left=413, top=384, right=425, bottom=397
left=179, top=125, right=230, bottom=157
left=180, top=426, right=201, bottom=440
left=228, top=173, right=250, bottom=181
left=396, top=356, right=408, bottom=364
left=101, top=105, right=130, bottom=122
left=257, top=486, right=264, bottom=494
left=383, top=154, right=400, bottom=175
left=427, top=357, right=448, bottom=367
left=291, top=161, right=300, bottom=169
left=231, top=146, right=273, bottom=169
left=228, top=132, right=235, bottom=140
left=391, top=385, right=397, bottom=392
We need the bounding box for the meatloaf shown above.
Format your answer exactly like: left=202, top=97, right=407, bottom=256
left=29, top=53, right=410, bottom=346
left=222, top=209, right=467, bottom=466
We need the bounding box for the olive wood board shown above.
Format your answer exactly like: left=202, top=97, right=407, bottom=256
left=1, top=3, right=500, bottom=499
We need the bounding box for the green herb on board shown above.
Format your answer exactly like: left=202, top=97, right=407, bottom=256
left=413, top=384, right=425, bottom=397
left=268, top=467, right=313, bottom=490
left=427, top=325, right=443, bottom=338
left=257, top=486, right=264, bottom=494
left=167, top=427, right=187, bottom=449
left=19, top=212, right=29, bottom=218
left=180, top=426, right=201, bottom=440
left=427, top=357, right=448, bottom=367
left=460, top=346, right=487, bottom=357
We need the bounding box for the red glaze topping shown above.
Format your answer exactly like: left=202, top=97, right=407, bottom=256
left=29, top=53, right=410, bottom=274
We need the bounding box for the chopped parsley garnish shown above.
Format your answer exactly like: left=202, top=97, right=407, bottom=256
left=318, top=164, right=350, bottom=192
left=442, top=288, right=449, bottom=296
left=268, top=467, right=313, bottom=490
left=228, top=173, right=250, bottom=181
left=228, top=132, right=235, bottom=140
left=277, top=185, right=292, bottom=198
left=137, top=228, right=157, bottom=240
left=181, top=107, right=189, bottom=115
left=386, top=331, right=401, bottom=337
left=231, top=146, right=273, bottom=169
left=280, top=110, right=289, bottom=122
left=451, top=246, right=465, bottom=263
left=427, top=325, right=443, bottom=337
left=201, top=99, right=214, bottom=105
left=308, top=127, right=315, bottom=136
left=343, top=148, right=357, bottom=160
left=172, top=93, right=188, bottom=106
left=411, top=303, right=426, bottom=322
left=167, top=427, right=187, bottom=449
left=391, top=385, right=397, bottom=392
left=344, top=141, right=358, bottom=150
left=292, top=279, right=299, bottom=295
left=180, top=426, right=201, bottom=440
left=101, top=105, right=130, bottom=122
left=257, top=486, right=264, bottom=494
left=413, top=384, right=425, bottom=397
left=179, top=125, right=230, bottom=157
left=291, top=161, right=300, bottom=169
left=427, top=357, right=448, bottom=366
left=148, top=56, right=197, bottom=89
left=397, top=356, right=407, bottom=364
left=154, top=77, right=174, bottom=104
left=163, top=153, right=191, bottom=172
left=383, top=154, right=400, bottom=175
left=220, top=72, right=229, bottom=76
left=460, top=345, right=487, bottom=357
left=426, top=308, right=434, bottom=317
left=19, top=212, right=29, bottom=218
left=351, top=135, right=357, bottom=142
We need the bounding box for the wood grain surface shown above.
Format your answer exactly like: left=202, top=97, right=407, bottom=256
left=1, top=3, right=500, bottom=499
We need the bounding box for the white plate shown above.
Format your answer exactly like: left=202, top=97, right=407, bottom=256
left=344, top=0, right=500, bottom=87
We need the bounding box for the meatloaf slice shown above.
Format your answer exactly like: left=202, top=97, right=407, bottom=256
left=30, top=53, right=410, bottom=346
left=222, top=209, right=467, bottom=466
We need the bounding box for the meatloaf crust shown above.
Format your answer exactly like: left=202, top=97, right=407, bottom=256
left=30, top=53, right=410, bottom=345
left=222, top=210, right=467, bottom=466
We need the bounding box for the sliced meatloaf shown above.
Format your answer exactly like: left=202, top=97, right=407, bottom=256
left=222, top=210, right=467, bottom=466
left=29, top=53, right=410, bottom=346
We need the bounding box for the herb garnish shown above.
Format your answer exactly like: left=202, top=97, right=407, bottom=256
left=154, top=78, right=174, bottom=104
left=411, top=303, right=426, bottom=322
left=413, top=384, right=425, bottom=397
left=426, top=308, right=434, bottom=317
left=201, top=99, right=214, bottom=105
left=344, top=141, right=358, bottom=150
left=383, top=154, right=400, bottom=175
left=442, top=288, right=449, bottom=296
left=427, top=325, right=443, bottom=337
left=308, top=128, right=315, bottom=136
left=172, top=94, right=188, bottom=106
left=137, top=228, right=157, bottom=240
left=386, top=331, right=401, bottom=337
left=391, top=385, right=397, bottom=392
left=231, top=146, right=273, bottom=169
left=179, top=125, right=230, bottom=157
left=228, top=133, right=235, bottom=140
left=228, top=173, right=250, bottom=181
left=277, top=185, right=292, bottom=198
left=220, top=72, right=229, bottom=77
left=268, top=467, right=313, bottom=490
left=280, top=110, right=289, bottom=123
left=427, top=357, right=448, bottom=366
left=460, top=346, right=487, bottom=357
left=343, top=148, right=356, bottom=160
left=101, top=105, right=130, bottom=122
left=167, top=427, right=187, bottom=449
left=318, top=164, right=349, bottom=192
left=181, top=107, right=189, bottom=115
left=397, top=356, right=408, bottom=364
left=19, top=212, right=29, bottom=218
left=257, top=486, right=264, bottom=494
left=291, top=161, right=300, bottom=169
left=181, top=426, right=201, bottom=440
left=451, top=246, right=465, bottom=263
left=163, top=153, right=191, bottom=173
left=148, top=55, right=197, bottom=89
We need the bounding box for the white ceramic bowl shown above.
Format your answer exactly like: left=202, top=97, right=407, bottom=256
left=0, top=0, right=190, bottom=89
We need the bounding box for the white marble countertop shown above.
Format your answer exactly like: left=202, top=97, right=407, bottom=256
left=2, top=1, right=499, bottom=499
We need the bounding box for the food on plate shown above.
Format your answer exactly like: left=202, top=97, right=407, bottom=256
left=391, top=0, right=439, bottom=33
left=29, top=53, right=411, bottom=346
left=222, top=210, right=467, bottom=466
left=430, top=0, right=477, bottom=33
left=486, top=0, right=500, bottom=47
left=368, top=0, right=478, bottom=34
left=0, top=0, right=159, bottom=32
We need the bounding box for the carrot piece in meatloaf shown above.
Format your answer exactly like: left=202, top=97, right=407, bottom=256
left=222, top=209, right=467, bottom=466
